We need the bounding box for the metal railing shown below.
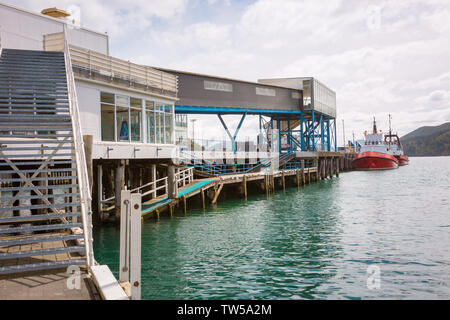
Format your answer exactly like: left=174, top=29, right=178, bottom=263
left=69, top=45, right=177, bottom=94
left=100, top=167, right=194, bottom=209
left=43, top=32, right=178, bottom=94
left=63, top=26, right=95, bottom=267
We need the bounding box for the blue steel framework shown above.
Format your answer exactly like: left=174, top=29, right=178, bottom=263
left=175, top=105, right=337, bottom=153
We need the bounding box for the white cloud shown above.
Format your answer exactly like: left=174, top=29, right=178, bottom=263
left=4, top=0, right=450, bottom=141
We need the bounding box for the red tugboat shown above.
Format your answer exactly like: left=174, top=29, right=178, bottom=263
left=353, top=116, right=403, bottom=170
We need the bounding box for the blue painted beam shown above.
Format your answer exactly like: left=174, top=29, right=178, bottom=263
left=175, top=105, right=302, bottom=116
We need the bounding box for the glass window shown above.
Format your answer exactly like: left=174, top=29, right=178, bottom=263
left=165, top=111, right=172, bottom=144
left=101, top=92, right=114, bottom=104
left=155, top=102, right=166, bottom=144
left=101, top=104, right=114, bottom=141
left=116, top=105, right=129, bottom=141
left=156, top=110, right=164, bottom=144
left=100, top=93, right=174, bottom=145
left=146, top=101, right=155, bottom=144
left=116, top=95, right=128, bottom=106
left=130, top=98, right=142, bottom=142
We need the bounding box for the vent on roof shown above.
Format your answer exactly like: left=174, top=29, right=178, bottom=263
left=41, top=7, right=71, bottom=19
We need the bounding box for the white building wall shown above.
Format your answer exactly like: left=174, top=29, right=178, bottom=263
left=76, top=82, right=101, bottom=139
left=75, top=79, right=177, bottom=160
left=0, top=2, right=108, bottom=53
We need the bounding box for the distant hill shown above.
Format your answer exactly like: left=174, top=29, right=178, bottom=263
left=401, top=122, right=450, bottom=157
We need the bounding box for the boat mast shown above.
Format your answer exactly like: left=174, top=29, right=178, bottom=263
left=373, top=116, right=377, bottom=134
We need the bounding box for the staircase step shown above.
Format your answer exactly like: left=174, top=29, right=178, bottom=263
left=0, top=223, right=83, bottom=234
left=0, top=184, right=78, bottom=193
left=0, top=124, right=72, bottom=130
left=0, top=202, right=80, bottom=212
left=0, top=233, right=83, bottom=247
left=0, top=167, right=75, bottom=175
left=0, top=139, right=72, bottom=144
left=0, top=127, right=72, bottom=132
left=0, top=212, right=81, bottom=224
left=0, top=134, right=73, bottom=139
left=0, top=98, right=68, bottom=101
left=0, top=82, right=67, bottom=89
left=0, top=192, right=79, bottom=202
left=0, top=246, right=85, bottom=261
left=0, top=115, right=71, bottom=121
left=1, top=146, right=73, bottom=152
left=0, top=259, right=86, bottom=275
left=0, top=108, right=69, bottom=114
left=0, top=106, right=69, bottom=110
left=0, top=175, right=78, bottom=184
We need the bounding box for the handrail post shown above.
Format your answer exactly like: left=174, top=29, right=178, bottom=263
left=119, top=190, right=141, bottom=300
left=63, top=26, right=94, bottom=267
left=130, top=193, right=142, bottom=300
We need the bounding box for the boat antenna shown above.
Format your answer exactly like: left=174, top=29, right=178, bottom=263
left=389, top=114, right=392, bottom=136
left=373, top=116, right=377, bottom=134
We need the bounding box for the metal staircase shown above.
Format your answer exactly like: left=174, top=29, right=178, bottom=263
left=0, top=46, right=94, bottom=275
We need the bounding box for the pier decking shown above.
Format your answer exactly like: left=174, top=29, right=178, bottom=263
left=0, top=266, right=100, bottom=300
left=141, top=179, right=215, bottom=217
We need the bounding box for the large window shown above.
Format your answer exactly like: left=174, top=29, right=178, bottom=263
left=101, top=93, right=115, bottom=141
left=146, top=101, right=155, bottom=144
left=100, top=91, right=174, bottom=144
left=130, top=98, right=142, bottom=142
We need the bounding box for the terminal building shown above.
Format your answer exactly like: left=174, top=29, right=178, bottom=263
left=0, top=2, right=342, bottom=278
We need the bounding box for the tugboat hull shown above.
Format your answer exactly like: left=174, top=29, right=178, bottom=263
left=396, top=155, right=409, bottom=166
left=354, top=151, right=399, bottom=170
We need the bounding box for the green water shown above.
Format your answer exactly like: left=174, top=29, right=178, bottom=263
left=93, top=157, right=450, bottom=299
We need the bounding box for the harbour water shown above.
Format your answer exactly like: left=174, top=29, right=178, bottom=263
left=93, top=157, right=450, bottom=299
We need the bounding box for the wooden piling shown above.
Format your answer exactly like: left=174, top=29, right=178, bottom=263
left=243, top=175, right=247, bottom=200
left=301, top=160, right=305, bottom=186
left=212, top=184, right=224, bottom=205
left=97, top=164, right=103, bottom=221
left=114, top=160, right=126, bottom=222
left=201, top=188, right=206, bottom=210
left=336, top=157, right=340, bottom=177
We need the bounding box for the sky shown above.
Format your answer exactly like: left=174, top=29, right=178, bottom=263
left=6, top=0, right=450, bottom=145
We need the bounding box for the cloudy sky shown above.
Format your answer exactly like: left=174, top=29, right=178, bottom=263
left=6, top=0, right=450, bottom=144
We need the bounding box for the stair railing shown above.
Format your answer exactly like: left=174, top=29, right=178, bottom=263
left=63, top=26, right=94, bottom=267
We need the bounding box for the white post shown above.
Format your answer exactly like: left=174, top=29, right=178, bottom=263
left=130, top=193, right=142, bottom=300
left=97, top=164, right=103, bottom=217
left=151, top=164, right=157, bottom=198
left=119, top=190, right=131, bottom=283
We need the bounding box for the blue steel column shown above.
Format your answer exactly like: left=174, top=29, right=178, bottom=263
left=320, top=114, right=324, bottom=151
left=334, top=118, right=337, bottom=151
left=300, top=113, right=305, bottom=151
left=326, top=117, right=331, bottom=151
left=217, top=113, right=246, bottom=154
left=312, top=110, right=316, bottom=151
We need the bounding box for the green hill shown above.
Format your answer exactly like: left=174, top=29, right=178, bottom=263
left=401, top=122, right=450, bottom=157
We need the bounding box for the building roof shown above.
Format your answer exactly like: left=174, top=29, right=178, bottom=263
left=0, top=2, right=108, bottom=38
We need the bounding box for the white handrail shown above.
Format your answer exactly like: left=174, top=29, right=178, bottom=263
left=69, top=44, right=178, bottom=93
left=63, top=26, right=94, bottom=267
left=101, top=167, right=194, bottom=206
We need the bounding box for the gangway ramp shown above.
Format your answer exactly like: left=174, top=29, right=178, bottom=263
left=141, top=179, right=215, bottom=218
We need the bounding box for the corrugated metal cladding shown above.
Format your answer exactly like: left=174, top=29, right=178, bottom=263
left=165, top=71, right=303, bottom=111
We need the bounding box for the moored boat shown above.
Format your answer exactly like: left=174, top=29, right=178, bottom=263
left=354, top=151, right=399, bottom=170
left=353, top=116, right=408, bottom=170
